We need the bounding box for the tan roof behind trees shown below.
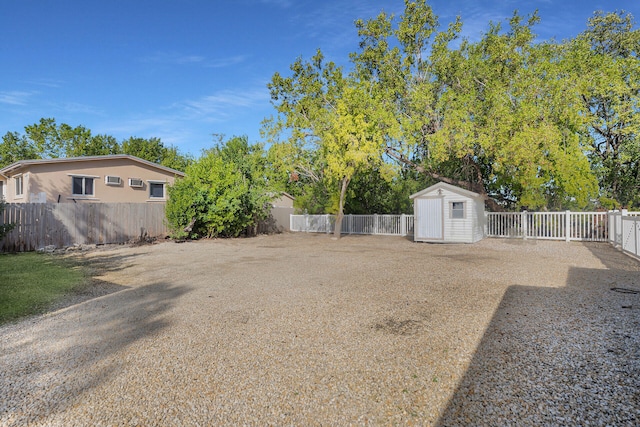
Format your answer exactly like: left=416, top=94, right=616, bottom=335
left=0, top=155, right=185, bottom=204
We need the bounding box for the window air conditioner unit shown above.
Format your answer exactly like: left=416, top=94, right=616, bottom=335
left=105, top=175, right=122, bottom=185
left=129, top=178, right=144, bottom=188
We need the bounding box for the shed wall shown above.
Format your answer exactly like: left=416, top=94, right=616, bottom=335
left=413, top=187, right=485, bottom=243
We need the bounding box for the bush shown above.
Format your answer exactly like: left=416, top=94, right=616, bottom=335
left=166, top=137, right=273, bottom=239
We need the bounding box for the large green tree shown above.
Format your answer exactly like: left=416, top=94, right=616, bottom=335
left=266, top=1, right=603, bottom=214
left=352, top=2, right=598, bottom=210
left=571, top=11, right=640, bottom=207
left=267, top=50, right=398, bottom=237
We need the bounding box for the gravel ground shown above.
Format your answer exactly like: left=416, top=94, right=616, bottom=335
left=1, top=234, right=639, bottom=426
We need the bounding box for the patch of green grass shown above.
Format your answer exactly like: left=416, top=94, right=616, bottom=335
left=0, top=253, right=85, bottom=324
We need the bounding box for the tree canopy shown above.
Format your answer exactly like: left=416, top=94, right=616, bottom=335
left=0, top=118, right=192, bottom=171
left=571, top=11, right=640, bottom=208
left=264, top=1, right=639, bottom=216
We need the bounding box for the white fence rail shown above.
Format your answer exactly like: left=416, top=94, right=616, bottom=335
left=486, top=211, right=608, bottom=242
left=609, top=210, right=640, bottom=259
left=291, top=211, right=640, bottom=262
left=290, top=214, right=414, bottom=236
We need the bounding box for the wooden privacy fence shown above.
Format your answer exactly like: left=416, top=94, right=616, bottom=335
left=1, top=203, right=169, bottom=252
left=486, top=211, right=609, bottom=241
left=290, top=214, right=415, bottom=236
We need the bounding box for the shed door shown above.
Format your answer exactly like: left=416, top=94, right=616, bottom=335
left=416, top=198, right=443, bottom=240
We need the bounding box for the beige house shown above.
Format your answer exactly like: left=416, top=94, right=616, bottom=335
left=0, top=155, right=185, bottom=203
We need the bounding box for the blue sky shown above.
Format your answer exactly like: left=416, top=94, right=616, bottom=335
left=1, top=0, right=638, bottom=156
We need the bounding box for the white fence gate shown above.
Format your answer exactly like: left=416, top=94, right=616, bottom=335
left=608, top=210, right=640, bottom=259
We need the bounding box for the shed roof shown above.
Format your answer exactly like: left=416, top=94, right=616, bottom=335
left=409, top=181, right=482, bottom=200
left=0, top=154, right=186, bottom=177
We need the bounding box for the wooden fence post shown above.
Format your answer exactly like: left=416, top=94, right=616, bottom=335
left=565, top=210, right=571, bottom=242
left=521, top=210, right=528, bottom=240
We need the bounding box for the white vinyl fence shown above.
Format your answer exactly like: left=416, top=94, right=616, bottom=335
left=290, top=214, right=414, bottom=236
left=608, top=210, right=640, bottom=259
left=291, top=210, right=640, bottom=262
left=486, top=211, right=608, bottom=242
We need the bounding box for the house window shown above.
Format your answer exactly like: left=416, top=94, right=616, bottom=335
left=0, top=181, right=4, bottom=199
left=451, top=201, right=465, bottom=219
left=149, top=182, right=165, bottom=199
left=15, top=175, right=23, bottom=197
left=72, top=176, right=94, bottom=196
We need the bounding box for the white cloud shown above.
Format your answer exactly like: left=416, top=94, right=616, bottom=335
left=205, top=55, right=249, bottom=68
left=25, top=78, right=64, bottom=88
left=141, top=52, right=248, bottom=68
left=177, top=88, right=269, bottom=119
left=91, top=86, right=271, bottom=152
left=141, top=52, right=206, bottom=65
left=0, top=91, right=35, bottom=106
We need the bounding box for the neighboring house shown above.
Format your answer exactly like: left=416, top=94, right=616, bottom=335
left=0, top=155, right=185, bottom=203
left=271, top=192, right=295, bottom=209
left=259, top=192, right=295, bottom=233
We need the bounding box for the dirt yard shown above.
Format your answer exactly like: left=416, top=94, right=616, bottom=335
left=1, top=233, right=639, bottom=426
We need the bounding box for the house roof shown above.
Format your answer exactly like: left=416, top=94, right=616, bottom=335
left=409, top=181, right=482, bottom=200
left=0, top=155, right=186, bottom=177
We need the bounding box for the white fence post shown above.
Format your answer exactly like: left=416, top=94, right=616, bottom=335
left=608, top=210, right=614, bottom=245
left=401, top=214, right=406, bottom=236
left=522, top=211, right=528, bottom=240
left=565, top=210, right=571, bottom=242
left=621, top=209, right=627, bottom=248
left=633, top=212, right=640, bottom=256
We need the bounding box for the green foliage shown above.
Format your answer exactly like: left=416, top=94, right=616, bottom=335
left=571, top=11, right=640, bottom=207
left=0, top=199, right=16, bottom=241
left=351, top=4, right=599, bottom=210
left=345, top=166, right=433, bottom=214
left=0, top=131, right=40, bottom=167
left=267, top=49, right=400, bottom=235
left=268, top=1, right=604, bottom=214
left=121, top=137, right=193, bottom=170
left=166, top=136, right=272, bottom=239
left=0, top=118, right=192, bottom=172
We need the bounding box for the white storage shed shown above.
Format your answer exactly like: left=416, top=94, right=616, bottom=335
left=410, top=182, right=486, bottom=243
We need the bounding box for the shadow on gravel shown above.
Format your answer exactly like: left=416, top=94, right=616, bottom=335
left=0, top=281, right=190, bottom=426
left=41, top=251, right=149, bottom=313
left=73, top=250, right=148, bottom=274
left=436, top=243, right=640, bottom=426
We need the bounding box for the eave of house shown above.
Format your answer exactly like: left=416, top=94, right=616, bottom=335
left=0, top=155, right=186, bottom=178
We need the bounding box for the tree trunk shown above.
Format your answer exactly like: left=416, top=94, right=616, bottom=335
left=333, top=176, right=350, bottom=239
